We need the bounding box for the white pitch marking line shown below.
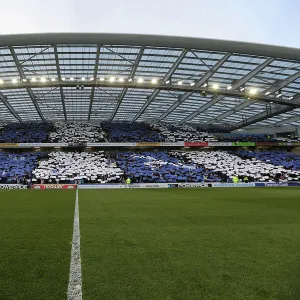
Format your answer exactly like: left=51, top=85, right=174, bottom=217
left=67, top=189, right=83, bottom=300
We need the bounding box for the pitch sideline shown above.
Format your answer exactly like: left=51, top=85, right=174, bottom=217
left=67, top=189, right=83, bottom=300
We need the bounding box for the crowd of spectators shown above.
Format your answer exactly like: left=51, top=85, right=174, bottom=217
left=49, top=122, right=105, bottom=143
left=170, top=150, right=300, bottom=182
left=0, top=152, right=47, bottom=184
left=236, top=150, right=300, bottom=172
left=32, top=151, right=123, bottom=184
left=1, top=148, right=300, bottom=184
left=116, top=151, right=226, bottom=183
left=152, top=123, right=218, bottom=142
left=102, top=122, right=163, bottom=142
left=1, top=121, right=299, bottom=144
left=0, top=122, right=53, bottom=143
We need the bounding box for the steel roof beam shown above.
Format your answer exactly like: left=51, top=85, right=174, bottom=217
left=231, top=96, right=300, bottom=130
left=0, top=92, right=22, bottom=122
left=179, top=57, right=274, bottom=124
left=110, top=46, right=145, bottom=121
left=263, top=70, right=300, bottom=95
left=0, top=80, right=298, bottom=107
left=54, top=44, right=67, bottom=121
left=9, top=46, right=45, bottom=122
left=274, top=114, right=300, bottom=125
left=230, top=77, right=300, bottom=129
left=232, top=106, right=295, bottom=130
left=88, top=45, right=101, bottom=121
left=210, top=65, right=300, bottom=124
left=159, top=53, right=232, bottom=122
left=132, top=48, right=188, bottom=122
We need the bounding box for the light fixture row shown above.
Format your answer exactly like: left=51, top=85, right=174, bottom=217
left=1, top=77, right=160, bottom=84
left=0, top=77, right=293, bottom=100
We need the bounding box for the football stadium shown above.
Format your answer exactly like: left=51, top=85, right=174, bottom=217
left=1, top=33, right=300, bottom=300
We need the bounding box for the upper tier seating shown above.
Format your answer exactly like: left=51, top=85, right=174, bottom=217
left=0, top=152, right=46, bottom=183
left=32, top=151, right=123, bottom=183
left=152, top=124, right=218, bottom=142
left=0, top=122, right=52, bottom=143
left=170, top=150, right=300, bottom=182
left=49, top=122, right=105, bottom=143
left=102, top=122, right=163, bottom=142
left=236, top=150, right=300, bottom=171
left=116, top=151, right=226, bottom=183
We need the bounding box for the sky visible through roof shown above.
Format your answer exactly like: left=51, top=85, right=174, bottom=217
left=1, top=0, right=299, bottom=48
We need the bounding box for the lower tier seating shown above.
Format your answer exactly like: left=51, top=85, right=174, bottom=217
left=171, top=150, right=300, bottom=182
left=32, top=151, right=123, bottom=183
left=116, top=151, right=226, bottom=183
left=236, top=150, right=300, bottom=171
left=0, top=152, right=46, bottom=183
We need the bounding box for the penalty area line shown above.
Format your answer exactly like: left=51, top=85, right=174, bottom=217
left=67, top=189, right=83, bottom=300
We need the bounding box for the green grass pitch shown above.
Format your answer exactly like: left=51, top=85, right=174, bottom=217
left=0, top=190, right=75, bottom=300
left=1, top=188, right=300, bottom=299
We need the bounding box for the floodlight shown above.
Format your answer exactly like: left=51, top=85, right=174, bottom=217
left=249, top=88, right=257, bottom=95
left=227, top=85, right=232, bottom=90
left=265, top=91, right=270, bottom=95
left=151, top=78, right=158, bottom=84
left=0, top=79, right=4, bottom=84
left=109, top=77, right=115, bottom=82
left=40, top=77, right=46, bottom=83
left=212, top=83, right=219, bottom=90
left=12, top=78, right=17, bottom=83
left=70, top=77, right=74, bottom=81
left=137, top=78, right=144, bottom=83
left=119, top=78, right=124, bottom=82
left=99, top=77, right=105, bottom=81
left=62, top=77, right=66, bottom=81
left=31, top=77, right=36, bottom=82
left=81, top=77, right=86, bottom=81
left=190, top=82, right=195, bottom=86
left=51, top=78, right=56, bottom=82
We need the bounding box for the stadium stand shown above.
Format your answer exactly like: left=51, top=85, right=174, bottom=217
left=32, top=151, right=123, bottom=183
left=0, top=152, right=46, bottom=183
left=170, top=150, right=300, bottom=182
left=49, top=122, right=105, bottom=143
left=218, top=133, right=275, bottom=142
left=102, top=122, right=163, bottom=142
left=116, top=151, right=226, bottom=183
left=152, top=123, right=218, bottom=142
left=0, top=122, right=52, bottom=143
left=236, top=150, right=300, bottom=172
left=276, top=136, right=300, bottom=142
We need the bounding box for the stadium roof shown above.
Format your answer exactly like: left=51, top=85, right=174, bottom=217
left=0, top=33, right=300, bottom=129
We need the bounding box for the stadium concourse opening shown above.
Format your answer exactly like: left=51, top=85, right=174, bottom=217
left=1, top=33, right=300, bottom=299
